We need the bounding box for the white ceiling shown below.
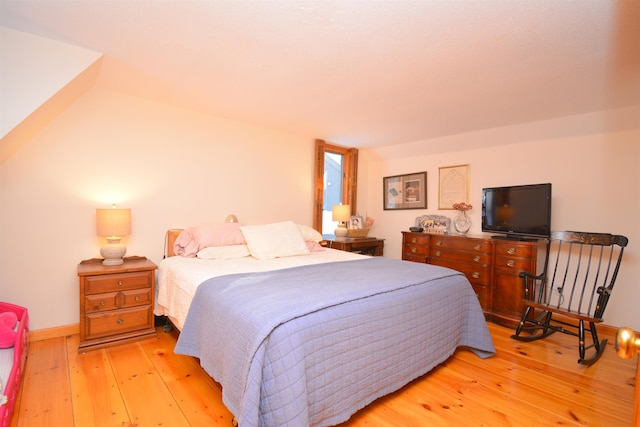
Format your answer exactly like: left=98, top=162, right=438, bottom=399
left=1, top=0, right=639, bottom=148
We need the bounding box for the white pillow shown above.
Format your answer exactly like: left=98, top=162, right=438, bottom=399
left=296, top=224, right=323, bottom=242
left=240, top=221, right=310, bottom=260
left=196, top=245, right=251, bottom=260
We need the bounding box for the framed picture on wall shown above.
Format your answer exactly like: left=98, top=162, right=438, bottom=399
left=383, top=172, right=427, bottom=210
left=438, top=164, right=469, bottom=209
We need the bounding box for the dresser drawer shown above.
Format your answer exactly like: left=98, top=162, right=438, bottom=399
left=84, top=271, right=153, bottom=294
left=494, top=255, right=535, bottom=271
left=403, top=243, right=429, bottom=258
left=430, top=248, right=491, bottom=266
left=494, top=242, right=535, bottom=258
left=431, top=236, right=491, bottom=253
left=470, top=284, right=492, bottom=310
left=84, top=306, right=153, bottom=341
left=430, top=258, right=492, bottom=286
left=403, top=233, right=429, bottom=246
left=403, top=253, right=428, bottom=263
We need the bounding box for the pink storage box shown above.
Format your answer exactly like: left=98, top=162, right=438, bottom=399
left=0, top=302, right=29, bottom=427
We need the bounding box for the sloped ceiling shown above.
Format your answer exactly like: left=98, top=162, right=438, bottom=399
left=1, top=0, right=639, bottom=148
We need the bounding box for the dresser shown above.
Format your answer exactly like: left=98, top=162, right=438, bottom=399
left=77, top=256, right=157, bottom=351
left=402, top=231, right=541, bottom=327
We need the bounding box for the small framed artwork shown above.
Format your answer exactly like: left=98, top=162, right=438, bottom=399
left=349, top=215, right=364, bottom=229
left=383, top=172, right=427, bottom=210
left=438, top=164, right=469, bottom=209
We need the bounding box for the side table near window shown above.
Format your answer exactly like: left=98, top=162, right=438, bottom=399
left=322, top=237, right=384, bottom=256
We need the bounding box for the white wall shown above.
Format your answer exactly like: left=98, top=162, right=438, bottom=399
left=359, top=118, right=640, bottom=330
left=0, top=27, right=102, bottom=138
left=0, top=87, right=315, bottom=330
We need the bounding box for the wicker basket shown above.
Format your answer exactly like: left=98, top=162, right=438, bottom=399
left=347, top=228, right=369, bottom=238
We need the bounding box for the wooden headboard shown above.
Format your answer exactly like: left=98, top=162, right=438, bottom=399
left=165, top=229, right=183, bottom=258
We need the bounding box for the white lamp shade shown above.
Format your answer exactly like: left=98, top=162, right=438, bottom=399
left=96, top=208, right=131, bottom=237
left=332, top=204, right=351, bottom=222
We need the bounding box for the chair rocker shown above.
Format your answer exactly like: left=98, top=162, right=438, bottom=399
left=511, top=231, right=628, bottom=365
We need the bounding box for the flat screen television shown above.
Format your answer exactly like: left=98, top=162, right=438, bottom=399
left=481, top=183, right=552, bottom=239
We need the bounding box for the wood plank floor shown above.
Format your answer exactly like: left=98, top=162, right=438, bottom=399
left=9, top=322, right=637, bottom=427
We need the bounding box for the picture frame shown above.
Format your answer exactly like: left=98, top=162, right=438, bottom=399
left=383, top=172, right=427, bottom=210
left=415, top=215, right=451, bottom=234
left=438, top=164, right=469, bottom=210
left=349, top=215, right=364, bottom=229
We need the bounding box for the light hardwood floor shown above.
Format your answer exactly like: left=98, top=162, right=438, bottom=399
left=9, top=322, right=637, bottom=427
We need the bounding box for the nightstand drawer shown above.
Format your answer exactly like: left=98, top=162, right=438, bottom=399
left=85, top=292, right=119, bottom=312
left=84, top=271, right=152, bottom=294
left=121, top=288, right=152, bottom=308
left=84, top=288, right=152, bottom=313
left=84, top=306, right=153, bottom=341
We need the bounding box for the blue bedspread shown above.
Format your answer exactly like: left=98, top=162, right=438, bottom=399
left=175, top=257, right=495, bottom=427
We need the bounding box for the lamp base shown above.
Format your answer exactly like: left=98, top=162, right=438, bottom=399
left=334, top=227, right=348, bottom=238
left=100, top=241, right=127, bottom=266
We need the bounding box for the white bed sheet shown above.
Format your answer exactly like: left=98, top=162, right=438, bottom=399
left=155, top=248, right=366, bottom=330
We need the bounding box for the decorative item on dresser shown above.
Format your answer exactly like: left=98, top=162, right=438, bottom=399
left=401, top=231, right=541, bottom=328
left=77, top=256, right=157, bottom=351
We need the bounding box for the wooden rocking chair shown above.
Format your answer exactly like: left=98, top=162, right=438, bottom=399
left=511, top=231, right=628, bottom=365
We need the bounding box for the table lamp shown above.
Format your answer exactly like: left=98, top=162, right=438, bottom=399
left=96, top=206, right=131, bottom=266
left=332, top=204, right=351, bottom=238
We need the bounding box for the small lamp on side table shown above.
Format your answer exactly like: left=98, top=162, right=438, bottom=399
left=332, top=204, right=351, bottom=238
left=96, top=205, right=131, bottom=266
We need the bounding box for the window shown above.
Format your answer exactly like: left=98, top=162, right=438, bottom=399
left=313, top=139, right=358, bottom=237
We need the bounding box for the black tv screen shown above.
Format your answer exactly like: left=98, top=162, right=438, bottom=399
left=482, top=183, right=552, bottom=238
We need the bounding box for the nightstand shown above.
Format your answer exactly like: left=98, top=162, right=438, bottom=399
left=77, top=256, right=157, bottom=351
left=322, top=237, right=384, bottom=256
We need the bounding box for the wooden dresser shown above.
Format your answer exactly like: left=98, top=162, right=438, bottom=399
left=402, top=231, right=541, bottom=327
left=77, top=256, right=157, bottom=351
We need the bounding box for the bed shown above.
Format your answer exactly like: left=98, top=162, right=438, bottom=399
left=155, top=221, right=495, bottom=427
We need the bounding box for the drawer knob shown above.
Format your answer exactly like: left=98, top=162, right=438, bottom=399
left=472, top=272, right=480, bottom=279
left=100, top=301, right=105, bottom=306
left=474, top=244, right=481, bottom=251
left=435, top=250, right=442, bottom=257
left=411, top=247, right=417, bottom=253
left=411, top=238, right=417, bottom=243
left=506, top=260, right=516, bottom=267
left=118, top=280, right=123, bottom=286
left=135, top=296, right=140, bottom=301
left=117, top=318, right=124, bottom=325
left=436, top=240, right=443, bottom=246
left=507, top=248, right=517, bottom=255
left=473, top=256, right=480, bottom=263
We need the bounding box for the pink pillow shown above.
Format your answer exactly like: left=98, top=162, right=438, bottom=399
left=306, top=241, right=325, bottom=252
left=173, top=223, right=246, bottom=257
left=0, top=312, right=17, bottom=348
left=0, top=311, right=17, bottom=329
